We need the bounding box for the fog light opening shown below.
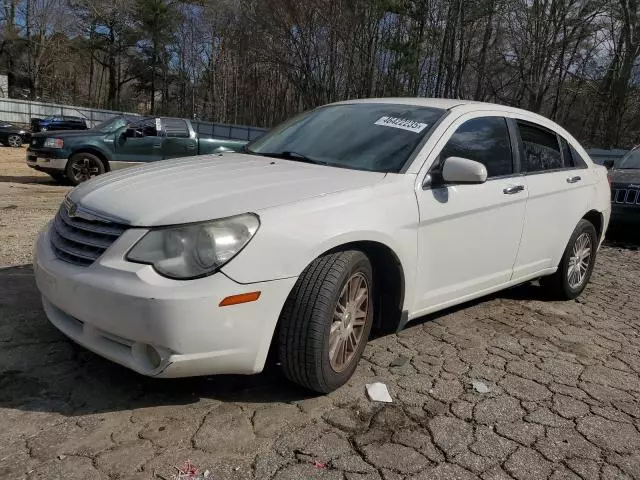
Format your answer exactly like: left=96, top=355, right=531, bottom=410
left=145, top=344, right=163, bottom=370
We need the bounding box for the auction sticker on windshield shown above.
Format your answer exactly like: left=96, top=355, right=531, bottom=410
left=374, top=116, right=429, bottom=133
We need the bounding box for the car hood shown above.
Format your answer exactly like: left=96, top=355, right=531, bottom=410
left=68, top=153, right=387, bottom=226
left=610, top=169, right=640, bottom=185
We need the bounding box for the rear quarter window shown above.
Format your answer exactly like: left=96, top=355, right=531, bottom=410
left=517, top=121, right=564, bottom=172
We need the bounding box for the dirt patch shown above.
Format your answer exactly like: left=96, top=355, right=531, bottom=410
left=0, top=146, right=70, bottom=266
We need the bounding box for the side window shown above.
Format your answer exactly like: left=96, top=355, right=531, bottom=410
left=439, top=116, right=513, bottom=177
left=162, top=118, right=190, bottom=138
left=559, top=137, right=573, bottom=167
left=569, top=145, right=588, bottom=169
left=518, top=121, right=563, bottom=172
left=129, top=118, right=158, bottom=137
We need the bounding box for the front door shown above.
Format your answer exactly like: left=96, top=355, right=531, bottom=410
left=161, top=118, right=197, bottom=159
left=113, top=117, right=163, bottom=167
left=511, top=120, right=594, bottom=279
left=413, top=114, right=528, bottom=315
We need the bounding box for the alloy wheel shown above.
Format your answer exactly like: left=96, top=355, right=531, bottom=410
left=7, top=134, right=22, bottom=147
left=329, top=272, right=369, bottom=372
left=567, top=232, right=592, bottom=289
left=71, top=157, right=101, bottom=183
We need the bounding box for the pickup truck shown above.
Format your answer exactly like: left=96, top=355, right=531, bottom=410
left=26, top=115, right=264, bottom=184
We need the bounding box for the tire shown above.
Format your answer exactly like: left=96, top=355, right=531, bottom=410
left=278, top=250, right=374, bottom=393
left=65, top=152, right=105, bottom=186
left=7, top=134, right=23, bottom=148
left=541, top=219, right=598, bottom=300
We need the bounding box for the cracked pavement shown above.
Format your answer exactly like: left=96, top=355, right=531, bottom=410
left=2, top=150, right=640, bottom=480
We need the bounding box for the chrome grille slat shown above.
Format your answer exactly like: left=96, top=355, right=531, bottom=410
left=50, top=204, right=127, bottom=266
left=51, top=230, right=102, bottom=261
left=58, top=206, right=125, bottom=237
left=611, top=187, right=640, bottom=205
left=53, top=215, right=114, bottom=249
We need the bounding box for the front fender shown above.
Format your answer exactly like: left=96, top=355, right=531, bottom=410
left=221, top=175, right=419, bottom=310
left=69, top=143, right=114, bottom=168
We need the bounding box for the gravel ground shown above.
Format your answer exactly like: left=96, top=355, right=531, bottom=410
left=0, top=146, right=70, bottom=266
left=1, top=148, right=640, bottom=480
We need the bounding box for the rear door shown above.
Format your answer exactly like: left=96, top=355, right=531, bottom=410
left=161, top=118, right=197, bottom=159
left=112, top=117, right=163, bottom=167
left=511, top=119, right=593, bottom=279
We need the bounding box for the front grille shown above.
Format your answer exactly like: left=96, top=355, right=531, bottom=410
left=50, top=204, right=127, bottom=266
left=611, top=187, right=640, bottom=205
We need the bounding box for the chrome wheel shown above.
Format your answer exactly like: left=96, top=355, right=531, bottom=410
left=329, top=272, right=369, bottom=372
left=71, top=157, right=101, bottom=183
left=567, top=232, right=592, bottom=289
left=7, top=134, right=22, bottom=147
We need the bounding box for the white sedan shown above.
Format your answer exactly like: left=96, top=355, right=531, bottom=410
left=33, top=98, right=611, bottom=393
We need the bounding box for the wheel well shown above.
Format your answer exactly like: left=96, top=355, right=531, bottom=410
left=335, top=241, right=406, bottom=334
left=265, top=241, right=406, bottom=367
left=71, top=149, right=110, bottom=172
left=582, top=210, right=603, bottom=241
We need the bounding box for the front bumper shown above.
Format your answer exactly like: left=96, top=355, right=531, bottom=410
left=611, top=204, right=640, bottom=224
left=34, top=225, right=297, bottom=378
left=26, top=148, right=68, bottom=172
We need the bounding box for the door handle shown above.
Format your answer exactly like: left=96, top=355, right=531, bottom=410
left=566, top=176, right=581, bottom=184
left=503, top=185, right=525, bottom=195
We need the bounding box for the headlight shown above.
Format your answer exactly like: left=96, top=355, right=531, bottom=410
left=44, top=138, right=64, bottom=148
left=18, top=130, right=26, bottom=135
left=127, top=213, right=260, bottom=279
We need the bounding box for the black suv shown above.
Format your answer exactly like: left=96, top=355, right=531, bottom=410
left=607, top=147, right=640, bottom=225
left=31, top=115, right=88, bottom=133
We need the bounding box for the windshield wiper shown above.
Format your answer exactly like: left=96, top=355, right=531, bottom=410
left=257, top=150, right=328, bottom=166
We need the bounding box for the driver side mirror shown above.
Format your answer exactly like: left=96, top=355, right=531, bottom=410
left=124, top=127, right=136, bottom=138
left=603, top=159, right=615, bottom=170
left=441, top=156, right=488, bottom=184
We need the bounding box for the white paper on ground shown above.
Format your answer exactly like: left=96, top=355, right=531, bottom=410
left=472, top=380, right=490, bottom=394
left=366, top=382, right=393, bottom=403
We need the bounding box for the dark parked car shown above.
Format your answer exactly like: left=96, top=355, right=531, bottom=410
left=0, top=121, right=30, bottom=147
left=26, top=115, right=266, bottom=184
left=607, top=147, right=640, bottom=225
left=31, top=115, right=88, bottom=133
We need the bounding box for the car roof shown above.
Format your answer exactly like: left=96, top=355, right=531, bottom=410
left=335, top=97, right=555, bottom=124
left=335, top=97, right=479, bottom=110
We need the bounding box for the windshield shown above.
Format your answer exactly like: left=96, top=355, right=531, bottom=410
left=92, top=116, right=137, bottom=133
left=618, top=149, right=640, bottom=169
left=247, top=103, right=445, bottom=172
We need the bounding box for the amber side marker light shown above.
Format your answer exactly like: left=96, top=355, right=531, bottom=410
left=219, top=291, right=261, bottom=307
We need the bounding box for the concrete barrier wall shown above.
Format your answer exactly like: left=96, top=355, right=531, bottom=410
left=0, top=98, right=135, bottom=127
left=0, top=99, right=269, bottom=141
